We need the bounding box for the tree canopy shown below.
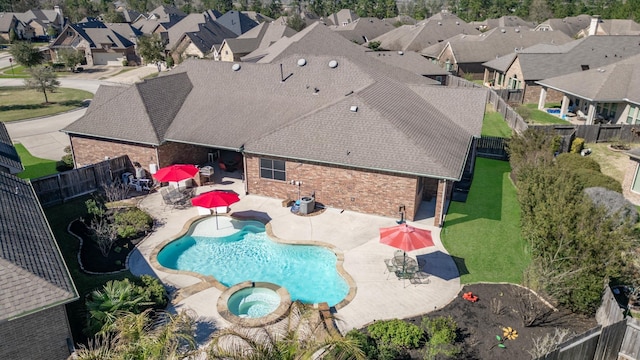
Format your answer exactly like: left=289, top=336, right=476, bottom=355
left=9, top=41, right=44, bottom=68
left=24, top=66, right=60, bottom=103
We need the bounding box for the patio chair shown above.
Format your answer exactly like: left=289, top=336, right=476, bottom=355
left=409, top=271, right=431, bottom=285
left=167, top=188, right=190, bottom=209
left=384, top=259, right=398, bottom=280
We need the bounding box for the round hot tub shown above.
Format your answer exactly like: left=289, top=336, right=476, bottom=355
left=228, top=287, right=280, bottom=318
left=218, top=281, right=291, bottom=327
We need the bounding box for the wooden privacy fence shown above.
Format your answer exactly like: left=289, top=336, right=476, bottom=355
left=31, top=155, right=130, bottom=207
left=529, top=124, right=640, bottom=144
left=476, top=136, right=508, bottom=160
left=447, top=75, right=529, bottom=134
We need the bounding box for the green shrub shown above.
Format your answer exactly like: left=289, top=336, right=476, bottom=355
left=367, top=319, right=424, bottom=349
left=555, top=153, right=601, bottom=172
left=344, top=330, right=378, bottom=359
left=166, top=55, right=174, bottom=68
left=551, top=135, right=562, bottom=153
left=122, top=59, right=129, bottom=66
left=573, top=169, right=622, bottom=193
left=113, top=208, right=153, bottom=239
left=570, top=137, right=585, bottom=153
left=420, top=316, right=460, bottom=360
left=377, top=344, right=409, bottom=360
left=56, top=145, right=74, bottom=171
left=136, top=275, right=168, bottom=309
left=85, top=198, right=106, bottom=218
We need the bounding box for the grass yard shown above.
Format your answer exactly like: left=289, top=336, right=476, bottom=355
left=0, top=86, right=92, bottom=121
left=523, top=103, right=570, bottom=125
left=482, top=106, right=513, bottom=138
left=14, top=143, right=59, bottom=179
left=45, top=196, right=134, bottom=344
left=441, top=157, right=529, bottom=284
left=0, top=64, right=30, bottom=77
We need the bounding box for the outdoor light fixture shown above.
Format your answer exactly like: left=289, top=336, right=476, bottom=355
left=290, top=180, right=303, bottom=199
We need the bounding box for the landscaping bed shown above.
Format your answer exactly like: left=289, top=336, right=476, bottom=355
left=69, top=217, right=144, bottom=273
left=404, top=283, right=596, bottom=359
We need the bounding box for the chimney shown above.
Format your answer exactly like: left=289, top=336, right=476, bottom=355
left=588, top=15, right=600, bottom=36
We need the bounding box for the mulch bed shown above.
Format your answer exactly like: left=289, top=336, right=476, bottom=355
left=69, top=219, right=143, bottom=273
left=403, top=283, right=597, bottom=359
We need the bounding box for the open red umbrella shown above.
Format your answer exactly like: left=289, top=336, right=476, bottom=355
left=380, top=224, right=434, bottom=276
left=153, top=164, right=199, bottom=183
left=191, top=190, right=240, bottom=228
left=379, top=223, right=434, bottom=252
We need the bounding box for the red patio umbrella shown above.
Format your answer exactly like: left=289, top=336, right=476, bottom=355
left=191, top=190, right=240, bottom=229
left=380, top=223, right=434, bottom=275
left=153, top=164, right=199, bottom=183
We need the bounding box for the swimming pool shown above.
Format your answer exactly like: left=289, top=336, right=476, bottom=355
left=157, top=218, right=349, bottom=307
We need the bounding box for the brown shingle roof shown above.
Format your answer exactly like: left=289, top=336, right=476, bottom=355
left=0, top=172, right=77, bottom=321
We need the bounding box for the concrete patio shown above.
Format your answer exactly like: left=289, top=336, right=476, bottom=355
left=128, top=172, right=461, bottom=343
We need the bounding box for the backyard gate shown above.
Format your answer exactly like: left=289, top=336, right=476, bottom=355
left=476, top=136, right=508, bottom=160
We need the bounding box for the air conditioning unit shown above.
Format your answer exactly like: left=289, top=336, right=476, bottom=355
left=149, top=163, right=158, bottom=174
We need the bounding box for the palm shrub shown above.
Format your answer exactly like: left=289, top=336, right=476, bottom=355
left=85, top=276, right=168, bottom=336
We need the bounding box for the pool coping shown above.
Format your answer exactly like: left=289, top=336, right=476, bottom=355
left=149, top=213, right=357, bottom=310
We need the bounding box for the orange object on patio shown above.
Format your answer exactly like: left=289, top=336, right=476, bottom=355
left=153, top=164, right=199, bottom=182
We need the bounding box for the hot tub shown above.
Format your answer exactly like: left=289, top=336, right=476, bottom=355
left=217, top=281, right=291, bottom=327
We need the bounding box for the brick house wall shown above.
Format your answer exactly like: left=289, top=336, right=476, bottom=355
left=0, top=305, right=73, bottom=360
left=70, top=135, right=158, bottom=169
left=245, top=154, right=425, bottom=220
left=622, top=157, right=640, bottom=205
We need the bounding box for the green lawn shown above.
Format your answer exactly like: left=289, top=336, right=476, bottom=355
left=482, top=107, right=513, bottom=138
left=442, top=158, right=530, bottom=284
left=45, top=197, right=134, bottom=344
left=14, top=143, right=59, bottom=179
left=0, top=64, right=30, bottom=77
left=524, top=104, right=570, bottom=125
left=0, top=86, right=93, bottom=121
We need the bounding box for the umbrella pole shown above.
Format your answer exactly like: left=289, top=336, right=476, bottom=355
left=215, top=209, right=219, bottom=229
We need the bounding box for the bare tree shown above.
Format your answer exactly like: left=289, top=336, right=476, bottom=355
left=83, top=216, right=118, bottom=257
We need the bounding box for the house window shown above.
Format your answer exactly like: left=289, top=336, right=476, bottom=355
left=627, top=105, right=640, bottom=124
left=260, top=158, right=286, bottom=181
left=632, top=163, right=640, bottom=194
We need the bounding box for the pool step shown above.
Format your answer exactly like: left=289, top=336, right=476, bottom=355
left=318, top=302, right=339, bottom=336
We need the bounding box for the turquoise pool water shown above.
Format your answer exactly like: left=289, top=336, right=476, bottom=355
left=157, top=219, right=349, bottom=307
left=227, top=287, right=280, bottom=318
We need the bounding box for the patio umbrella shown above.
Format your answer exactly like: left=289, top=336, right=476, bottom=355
left=153, top=164, right=199, bottom=183
left=379, top=223, right=434, bottom=275
left=191, top=190, right=240, bottom=229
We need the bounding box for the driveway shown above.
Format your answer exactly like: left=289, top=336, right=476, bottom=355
left=1, top=65, right=161, bottom=160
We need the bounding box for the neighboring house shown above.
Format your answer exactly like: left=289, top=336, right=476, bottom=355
left=63, top=23, right=487, bottom=227
left=471, top=15, right=535, bottom=31
left=20, top=6, right=66, bottom=39
left=324, top=9, right=358, bottom=26
left=165, top=12, right=236, bottom=59
left=370, top=11, right=479, bottom=52
left=534, top=14, right=592, bottom=37
left=482, top=36, right=640, bottom=104
left=422, top=27, right=573, bottom=79
left=132, top=5, right=187, bottom=36
left=0, top=122, right=23, bottom=174
left=0, top=122, right=79, bottom=360
left=366, top=50, right=450, bottom=84
left=49, top=19, right=138, bottom=66
left=624, top=147, right=640, bottom=205
left=576, top=16, right=640, bottom=37
left=216, top=22, right=297, bottom=62
left=0, top=13, right=20, bottom=41
left=216, top=10, right=259, bottom=36
left=172, top=21, right=238, bottom=60
left=241, top=11, right=273, bottom=24
left=535, top=53, right=640, bottom=126
left=329, top=17, right=395, bottom=44
left=116, top=8, right=142, bottom=23
left=274, top=11, right=321, bottom=27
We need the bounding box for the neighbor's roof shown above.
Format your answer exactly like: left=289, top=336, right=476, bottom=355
left=371, top=14, right=479, bottom=52
left=329, top=17, right=395, bottom=44
left=423, top=27, right=573, bottom=63
left=0, top=172, right=77, bottom=321
left=534, top=15, right=591, bottom=37
left=222, top=22, right=297, bottom=55
left=181, top=21, right=237, bottom=53
left=0, top=123, right=23, bottom=174
left=241, top=11, right=273, bottom=24
left=489, top=36, right=640, bottom=80
left=0, top=13, right=17, bottom=32
left=477, top=16, right=535, bottom=29
left=324, top=9, right=358, bottom=26
left=62, top=74, right=192, bottom=145
left=366, top=50, right=450, bottom=77
left=591, top=19, right=640, bottom=35
left=216, top=10, right=259, bottom=36
left=536, top=54, right=640, bottom=104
